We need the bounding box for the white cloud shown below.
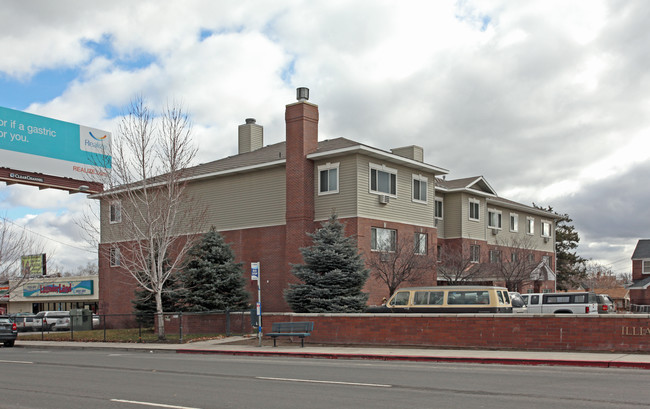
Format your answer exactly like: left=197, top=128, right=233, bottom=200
left=1, top=0, right=649, bottom=274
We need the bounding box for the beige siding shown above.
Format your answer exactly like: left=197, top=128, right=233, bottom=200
left=462, top=193, right=486, bottom=240
left=192, top=167, right=286, bottom=231
left=314, top=156, right=358, bottom=220
left=439, top=193, right=461, bottom=238
left=99, top=166, right=286, bottom=244
left=355, top=155, right=435, bottom=227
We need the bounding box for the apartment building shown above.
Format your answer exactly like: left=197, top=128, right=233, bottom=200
left=97, top=89, right=558, bottom=315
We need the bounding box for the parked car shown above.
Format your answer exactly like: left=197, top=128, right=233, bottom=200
left=0, top=315, right=18, bottom=347
left=35, top=311, right=71, bottom=331
left=597, top=294, right=616, bottom=314
left=521, top=292, right=599, bottom=314
left=9, top=313, right=43, bottom=332
left=509, top=292, right=528, bottom=313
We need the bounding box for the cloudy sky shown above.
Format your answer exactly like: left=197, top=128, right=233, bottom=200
left=1, top=0, right=648, bottom=276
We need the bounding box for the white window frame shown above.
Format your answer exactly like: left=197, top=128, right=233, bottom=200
left=371, top=227, right=397, bottom=252
left=411, top=174, right=428, bottom=203
left=469, top=198, right=480, bottom=221
left=110, top=247, right=121, bottom=267
left=434, top=197, right=444, bottom=220
left=369, top=163, right=397, bottom=197
left=470, top=244, right=480, bottom=263
left=414, top=232, right=427, bottom=255
left=541, top=220, right=552, bottom=238
left=318, top=162, right=339, bottom=195
left=542, top=255, right=550, bottom=266
left=643, top=260, right=650, bottom=274
left=488, top=209, right=502, bottom=229
left=489, top=249, right=501, bottom=263
left=109, top=201, right=122, bottom=224
left=526, top=217, right=535, bottom=235
left=510, top=213, right=518, bottom=232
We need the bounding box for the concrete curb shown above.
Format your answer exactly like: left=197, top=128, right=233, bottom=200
left=175, top=348, right=650, bottom=369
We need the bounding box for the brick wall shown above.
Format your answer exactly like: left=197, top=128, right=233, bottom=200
left=257, top=313, right=650, bottom=352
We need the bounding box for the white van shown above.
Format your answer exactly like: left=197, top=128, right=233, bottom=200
left=521, top=292, right=598, bottom=314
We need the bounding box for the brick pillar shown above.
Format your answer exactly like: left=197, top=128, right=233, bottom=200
left=284, top=96, right=319, bottom=272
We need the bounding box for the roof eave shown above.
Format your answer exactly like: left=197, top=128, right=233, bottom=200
left=307, top=145, right=449, bottom=175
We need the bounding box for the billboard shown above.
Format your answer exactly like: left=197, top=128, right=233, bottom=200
left=23, top=279, right=94, bottom=297
left=0, top=106, right=111, bottom=180
left=21, top=254, right=46, bottom=275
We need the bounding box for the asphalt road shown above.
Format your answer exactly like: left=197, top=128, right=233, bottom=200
left=1, top=348, right=649, bottom=409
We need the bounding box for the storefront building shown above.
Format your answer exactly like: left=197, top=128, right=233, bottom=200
left=6, top=275, right=99, bottom=314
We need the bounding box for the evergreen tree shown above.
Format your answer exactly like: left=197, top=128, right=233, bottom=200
left=534, top=205, right=587, bottom=290
left=285, top=214, right=369, bottom=312
left=132, top=279, right=179, bottom=326
left=178, top=227, right=249, bottom=311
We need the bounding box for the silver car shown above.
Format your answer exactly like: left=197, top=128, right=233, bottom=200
left=597, top=294, right=616, bottom=314
left=509, top=292, right=528, bottom=313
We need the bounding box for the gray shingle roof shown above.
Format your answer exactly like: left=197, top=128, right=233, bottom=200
left=629, top=276, right=650, bottom=289
left=631, top=239, right=650, bottom=259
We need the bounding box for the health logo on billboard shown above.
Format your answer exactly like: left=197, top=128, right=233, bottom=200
left=0, top=106, right=112, bottom=180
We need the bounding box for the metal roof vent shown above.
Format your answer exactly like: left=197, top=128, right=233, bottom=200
left=296, top=87, right=309, bottom=101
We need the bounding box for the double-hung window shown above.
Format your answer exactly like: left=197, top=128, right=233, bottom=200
left=469, top=198, right=480, bottom=221
left=370, top=164, right=397, bottom=196
left=541, top=220, right=552, bottom=238
left=414, top=233, right=427, bottom=255
left=510, top=213, right=518, bottom=232
left=643, top=260, right=650, bottom=274
left=110, top=247, right=121, bottom=267
left=435, top=198, right=443, bottom=220
left=470, top=245, right=480, bottom=263
left=488, top=209, right=502, bottom=229
left=412, top=175, right=427, bottom=203
left=110, top=201, right=122, bottom=224
left=371, top=227, right=396, bottom=252
left=318, top=162, right=339, bottom=195
left=526, top=217, right=535, bottom=235
left=489, top=249, right=501, bottom=263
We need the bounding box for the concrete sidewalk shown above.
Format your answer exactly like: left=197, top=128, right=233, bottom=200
left=15, top=337, right=650, bottom=370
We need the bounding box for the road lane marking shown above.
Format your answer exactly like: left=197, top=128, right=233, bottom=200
left=0, top=359, right=33, bottom=364
left=110, top=399, right=202, bottom=409
left=256, top=376, right=392, bottom=388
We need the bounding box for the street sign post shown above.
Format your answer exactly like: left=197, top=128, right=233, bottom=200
left=251, top=262, right=262, bottom=347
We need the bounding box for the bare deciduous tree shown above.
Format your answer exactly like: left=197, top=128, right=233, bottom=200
left=490, top=235, right=540, bottom=291
left=367, top=236, right=436, bottom=297
left=437, top=243, right=487, bottom=284
left=0, top=215, right=46, bottom=298
left=90, top=98, right=206, bottom=339
left=583, top=262, right=622, bottom=290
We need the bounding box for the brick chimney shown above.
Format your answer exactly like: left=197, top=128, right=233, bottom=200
left=285, top=87, right=319, bottom=267
left=238, top=118, right=263, bottom=154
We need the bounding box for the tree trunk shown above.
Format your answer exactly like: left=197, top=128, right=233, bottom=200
left=155, top=290, right=165, bottom=340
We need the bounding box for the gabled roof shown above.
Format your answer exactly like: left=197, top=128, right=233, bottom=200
left=435, top=176, right=560, bottom=219
left=631, top=239, right=650, bottom=259
left=436, top=176, right=496, bottom=195
left=530, top=261, right=556, bottom=281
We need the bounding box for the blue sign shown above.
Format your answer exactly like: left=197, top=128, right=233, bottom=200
left=0, top=106, right=111, bottom=179
left=251, top=262, right=259, bottom=281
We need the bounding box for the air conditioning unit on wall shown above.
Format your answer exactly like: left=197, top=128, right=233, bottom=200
left=378, top=195, right=390, bottom=204
left=491, top=228, right=499, bottom=235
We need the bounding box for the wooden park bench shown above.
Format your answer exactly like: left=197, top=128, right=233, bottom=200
left=266, top=321, right=314, bottom=347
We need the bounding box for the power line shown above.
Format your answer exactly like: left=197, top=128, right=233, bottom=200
left=1, top=216, right=96, bottom=254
